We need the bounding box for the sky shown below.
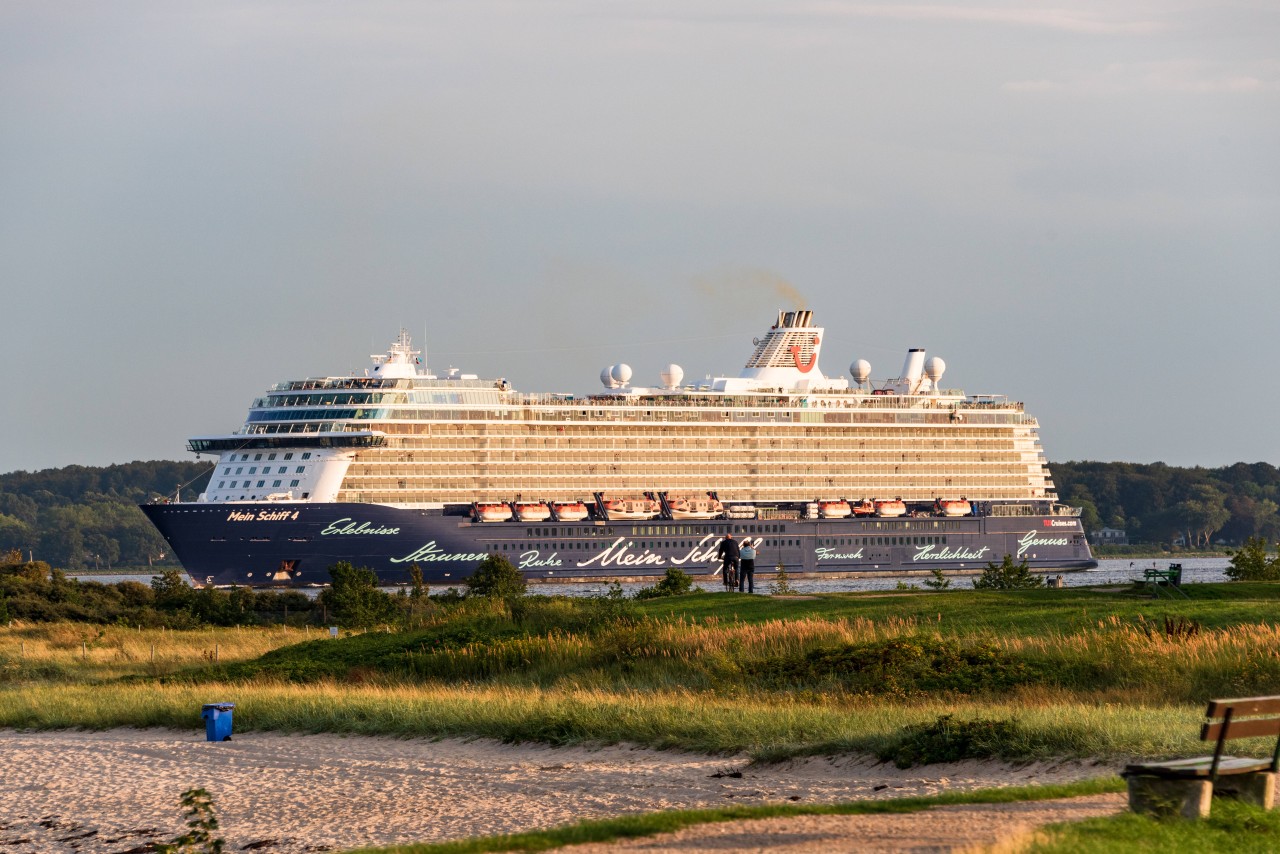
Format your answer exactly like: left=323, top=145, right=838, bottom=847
left=2, top=1, right=1277, bottom=475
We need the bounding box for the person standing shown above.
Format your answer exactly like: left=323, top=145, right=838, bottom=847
left=716, top=531, right=739, bottom=591
left=738, top=539, right=756, bottom=593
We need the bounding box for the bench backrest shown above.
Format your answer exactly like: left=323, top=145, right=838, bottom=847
left=1200, top=696, right=1280, bottom=777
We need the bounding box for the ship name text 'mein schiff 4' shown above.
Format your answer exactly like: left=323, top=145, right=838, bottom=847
left=142, top=309, right=1095, bottom=587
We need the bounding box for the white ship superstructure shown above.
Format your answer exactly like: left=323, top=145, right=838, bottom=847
left=193, top=311, right=1057, bottom=511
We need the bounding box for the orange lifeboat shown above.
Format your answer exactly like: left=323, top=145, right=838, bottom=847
left=513, top=501, right=551, bottom=522
left=874, top=498, right=907, bottom=517
left=668, top=494, right=724, bottom=520
left=551, top=501, right=589, bottom=522
left=475, top=502, right=512, bottom=522
left=601, top=496, right=660, bottom=520
left=937, top=499, right=972, bottom=517
left=818, top=499, right=852, bottom=519
left=851, top=500, right=876, bottom=516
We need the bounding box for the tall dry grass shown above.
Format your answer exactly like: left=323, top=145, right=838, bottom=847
left=0, top=679, right=1216, bottom=760
left=0, top=622, right=312, bottom=680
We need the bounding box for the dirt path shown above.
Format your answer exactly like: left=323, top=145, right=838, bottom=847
left=560, top=793, right=1125, bottom=852
left=0, top=729, right=1121, bottom=853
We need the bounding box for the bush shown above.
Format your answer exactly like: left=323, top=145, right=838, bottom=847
left=318, top=562, right=400, bottom=627
left=634, top=568, right=694, bottom=599
left=972, top=554, right=1043, bottom=590
left=1226, top=537, right=1280, bottom=581
left=878, top=715, right=1032, bottom=768
left=748, top=637, right=1038, bottom=696
left=769, top=563, right=797, bottom=595
left=465, top=555, right=527, bottom=599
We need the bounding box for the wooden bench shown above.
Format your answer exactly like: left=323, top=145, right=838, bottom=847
left=1122, top=696, right=1280, bottom=817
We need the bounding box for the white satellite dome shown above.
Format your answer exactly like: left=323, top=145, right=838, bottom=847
left=600, top=367, right=615, bottom=389
left=924, top=357, right=946, bottom=382
left=659, top=363, right=684, bottom=389
left=850, top=359, right=871, bottom=385
left=610, top=363, right=633, bottom=386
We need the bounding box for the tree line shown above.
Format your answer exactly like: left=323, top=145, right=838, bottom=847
left=1053, top=461, right=1280, bottom=547
left=0, top=460, right=210, bottom=569
left=1, top=458, right=1278, bottom=569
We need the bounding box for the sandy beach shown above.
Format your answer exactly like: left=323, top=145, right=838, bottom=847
left=0, top=728, right=1121, bottom=853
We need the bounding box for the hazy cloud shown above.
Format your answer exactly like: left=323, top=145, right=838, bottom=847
left=1006, top=60, right=1280, bottom=94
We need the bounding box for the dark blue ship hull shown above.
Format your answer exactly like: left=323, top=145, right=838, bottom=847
left=141, top=502, right=1097, bottom=587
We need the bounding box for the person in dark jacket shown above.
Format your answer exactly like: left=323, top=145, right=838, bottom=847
left=716, top=532, right=739, bottom=590
left=738, top=539, right=756, bottom=593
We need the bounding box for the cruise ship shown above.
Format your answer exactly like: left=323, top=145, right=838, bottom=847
left=142, top=310, right=1095, bottom=587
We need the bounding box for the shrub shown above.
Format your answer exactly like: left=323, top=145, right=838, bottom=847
left=923, top=568, right=951, bottom=590
left=1226, top=537, right=1280, bottom=581
left=748, top=637, right=1038, bottom=696
left=878, top=715, right=1031, bottom=768
left=769, top=563, right=797, bottom=595
left=318, top=562, right=400, bottom=627
left=157, top=787, right=225, bottom=854
left=972, top=554, right=1043, bottom=590
left=465, top=555, right=527, bottom=600
left=634, top=568, right=694, bottom=599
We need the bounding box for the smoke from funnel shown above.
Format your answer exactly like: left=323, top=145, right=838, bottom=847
left=692, top=268, right=806, bottom=313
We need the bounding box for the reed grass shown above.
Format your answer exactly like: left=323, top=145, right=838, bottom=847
left=0, top=680, right=1260, bottom=762
left=0, top=622, right=313, bottom=681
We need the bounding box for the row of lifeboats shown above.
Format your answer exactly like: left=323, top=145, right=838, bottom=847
left=474, top=494, right=726, bottom=523
left=475, top=500, right=590, bottom=523
left=816, top=497, right=973, bottom=519
left=475, top=495, right=974, bottom=523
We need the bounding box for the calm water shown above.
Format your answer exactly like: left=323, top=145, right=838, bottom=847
left=69, top=557, right=1230, bottom=595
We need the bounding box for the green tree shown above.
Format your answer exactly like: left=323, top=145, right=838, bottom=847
left=319, top=562, right=399, bottom=627
left=1175, top=484, right=1231, bottom=547
left=972, top=554, right=1044, bottom=590
left=1225, top=537, right=1280, bottom=581
left=151, top=569, right=193, bottom=608
left=464, top=554, right=527, bottom=599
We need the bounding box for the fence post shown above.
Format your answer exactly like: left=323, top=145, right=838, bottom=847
left=82, top=640, right=87, bottom=660
left=151, top=644, right=155, bottom=663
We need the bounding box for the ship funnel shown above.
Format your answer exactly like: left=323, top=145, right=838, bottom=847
left=777, top=310, right=813, bottom=329
left=897, top=349, right=927, bottom=394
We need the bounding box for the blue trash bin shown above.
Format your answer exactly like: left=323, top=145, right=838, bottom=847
left=202, top=703, right=235, bottom=742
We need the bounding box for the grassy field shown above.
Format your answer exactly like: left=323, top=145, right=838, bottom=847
left=7, top=582, right=1280, bottom=851
left=4, top=582, right=1280, bottom=763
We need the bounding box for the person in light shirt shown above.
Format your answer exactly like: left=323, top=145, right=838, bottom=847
left=738, top=539, right=756, bottom=593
